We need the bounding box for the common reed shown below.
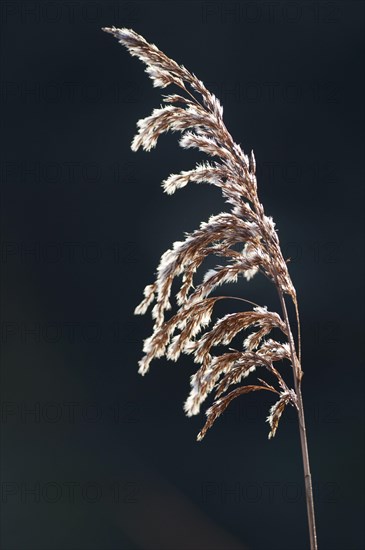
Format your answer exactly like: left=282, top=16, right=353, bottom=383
left=102, top=26, right=318, bottom=549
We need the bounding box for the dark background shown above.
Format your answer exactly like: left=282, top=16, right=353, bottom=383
left=0, top=1, right=364, bottom=549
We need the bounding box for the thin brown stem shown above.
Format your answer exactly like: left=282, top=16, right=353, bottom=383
left=216, top=295, right=261, bottom=308
left=294, top=297, right=302, bottom=363
left=276, top=286, right=317, bottom=550
left=181, top=82, right=205, bottom=109
left=249, top=186, right=317, bottom=547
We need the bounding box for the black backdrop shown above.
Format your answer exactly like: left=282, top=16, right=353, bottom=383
left=0, top=1, right=364, bottom=549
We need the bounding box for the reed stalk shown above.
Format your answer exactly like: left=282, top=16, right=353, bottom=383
left=102, top=27, right=318, bottom=548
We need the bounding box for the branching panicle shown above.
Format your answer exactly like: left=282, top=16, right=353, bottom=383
left=103, top=27, right=317, bottom=549
left=102, top=24, right=299, bottom=439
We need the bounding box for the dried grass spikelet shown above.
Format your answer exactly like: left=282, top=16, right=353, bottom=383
left=103, top=26, right=301, bottom=440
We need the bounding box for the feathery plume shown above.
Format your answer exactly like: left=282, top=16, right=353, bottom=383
left=102, top=27, right=317, bottom=549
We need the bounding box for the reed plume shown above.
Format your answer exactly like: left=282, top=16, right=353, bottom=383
left=102, top=26, right=318, bottom=549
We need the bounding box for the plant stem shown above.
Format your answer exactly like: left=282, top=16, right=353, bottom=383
left=250, top=185, right=317, bottom=546
left=277, top=287, right=318, bottom=550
